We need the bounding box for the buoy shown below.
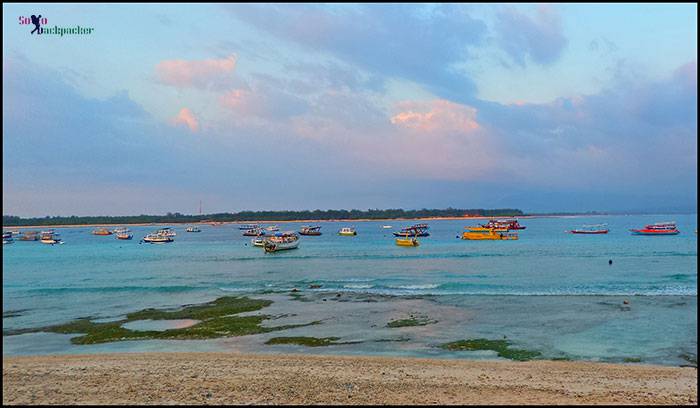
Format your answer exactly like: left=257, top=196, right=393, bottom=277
left=623, top=300, right=629, bottom=305
left=608, top=259, right=613, bottom=265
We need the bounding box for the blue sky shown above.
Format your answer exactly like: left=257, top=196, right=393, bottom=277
left=3, top=3, right=697, bottom=216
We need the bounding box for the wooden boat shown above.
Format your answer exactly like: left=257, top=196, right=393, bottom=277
left=263, top=232, right=299, bottom=253
left=395, top=237, right=419, bottom=246
left=299, top=226, right=322, bottom=236
left=142, top=233, right=174, bottom=243
left=156, top=228, right=176, bottom=237
left=382, top=225, right=393, bottom=229
left=339, top=227, right=357, bottom=236
left=251, top=237, right=266, bottom=247
left=481, top=219, right=526, bottom=230
left=113, top=227, right=130, bottom=234
left=465, top=226, right=510, bottom=233
left=116, top=232, right=133, bottom=240
left=92, top=228, right=112, bottom=236
left=462, top=227, right=518, bottom=240
left=393, top=224, right=430, bottom=237
left=185, top=226, right=201, bottom=233
left=265, top=225, right=280, bottom=232
left=243, top=228, right=265, bottom=236
left=569, top=224, right=609, bottom=234
left=18, top=231, right=39, bottom=241
left=40, top=233, right=63, bottom=244
left=238, top=224, right=259, bottom=230
left=630, top=222, right=679, bottom=235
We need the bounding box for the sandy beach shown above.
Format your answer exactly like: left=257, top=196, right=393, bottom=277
left=3, top=352, right=696, bottom=405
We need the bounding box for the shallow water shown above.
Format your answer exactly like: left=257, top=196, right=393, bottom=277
left=3, top=215, right=697, bottom=365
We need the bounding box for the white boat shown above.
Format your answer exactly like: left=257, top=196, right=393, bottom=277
left=251, top=237, right=266, bottom=247
left=263, top=232, right=299, bottom=253
left=265, top=225, right=280, bottom=232
left=40, top=233, right=62, bottom=245
left=339, top=227, right=357, bottom=236
left=142, top=233, right=174, bottom=243
left=113, top=227, right=130, bottom=234
left=156, top=228, right=176, bottom=237
left=185, top=226, right=201, bottom=233
left=381, top=225, right=393, bottom=229
left=239, top=224, right=259, bottom=230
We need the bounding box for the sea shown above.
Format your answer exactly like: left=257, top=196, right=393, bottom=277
left=3, top=214, right=697, bottom=366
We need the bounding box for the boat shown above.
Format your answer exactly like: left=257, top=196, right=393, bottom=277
left=393, top=224, right=430, bottom=237
left=142, top=233, right=174, bottom=243
left=116, top=232, right=133, bottom=240
left=185, top=226, right=201, bottom=233
left=569, top=224, right=609, bottom=234
left=238, top=224, right=260, bottom=230
left=464, top=226, right=510, bottom=233
left=3, top=232, right=13, bottom=244
left=156, top=228, right=176, bottom=237
left=299, top=226, right=322, bottom=236
left=92, top=227, right=112, bottom=236
left=265, top=225, right=280, bottom=232
left=339, top=227, right=357, bottom=236
left=40, top=232, right=63, bottom=245
left=462, top=227, right=518, bottom=240
left=243, top=228, right=265, bottom=236
left=113, top=227, right=130, bottom=234
left=381, top=225, right=393, bottom=229
left=251, top=237, right=266, bottom=247
left=630, top=222, right=680, bottom=235
left=263, top=232, right=299, bottom=253
left=18, top=231, right=39, bottom=241
left=395, top=237, right=419, bottom=246
left=481, top=219, right=526, bottom=230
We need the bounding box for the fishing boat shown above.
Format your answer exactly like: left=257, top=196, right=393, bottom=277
left=92, top=227, right=112, bottom=236
left=242, top=228, right=265, bottom=236
left=113, top=227, right=130, bottom=234
left=339, top=227, right=357, bottom=236
left=185, top=226, right=201, bottom=233
left=299, top=226, right=322, bottom=236
left=142, top=233, right=174, bottom=243
left=393, top=224, right=430, bottom=237
left=265, top=225, right=280, bottom=232
left=395, top=237, right=419, bottom=246
left=40, top=232, right=63, bottom=245
left=18, top=231, right=39, bottom=241
left=381, top=225, right=393, bottom=229
left=263, top=232, right=299, bottom=253
left=481, top=219, right=526, bottom=230
left=462, top=227, right=518, bottom=240
left=238, top=224, right=259, bottom=230
left=464, top=226, right=510, bottom=233
left=569, top=224, right=609, bottom=234
left=116, top=232, right=133, bottom=240
left=251, top=236, right=266, bottom=247
left=3, top=232, right=13, bottom=244
left=156, top=228, right=176, bottom=237
left=630, top=222, right=680, bottom=235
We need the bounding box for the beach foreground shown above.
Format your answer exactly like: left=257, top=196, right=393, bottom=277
left=3, top=353, right=697, bottom=405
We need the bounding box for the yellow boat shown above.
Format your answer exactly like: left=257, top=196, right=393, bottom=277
left=462, top=227, right=518, bottom=240
left=395, top=237, right=419, bottom=246
left=464, top=226, right=510, bottom=233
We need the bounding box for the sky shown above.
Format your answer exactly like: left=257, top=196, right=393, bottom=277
left=2, top=3, right=697, bottom=216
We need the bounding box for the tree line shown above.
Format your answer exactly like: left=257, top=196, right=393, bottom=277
left=3, top=208, right=525, bottom=226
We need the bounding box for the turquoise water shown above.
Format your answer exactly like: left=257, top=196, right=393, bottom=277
left=3, top=215, right=697, bottom=365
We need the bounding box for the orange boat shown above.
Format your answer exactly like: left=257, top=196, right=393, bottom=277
left=92, top=228, right=112, bottom=236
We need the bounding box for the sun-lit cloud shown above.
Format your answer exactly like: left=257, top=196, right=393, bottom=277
left=391, top=99, right=480, bottom=133
left=172, top=107, right=199, bottom=132
left=155, top=54, right=237, bottom=89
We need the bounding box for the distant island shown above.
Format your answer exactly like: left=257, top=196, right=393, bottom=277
left=2, top=208, right=524, bottom=227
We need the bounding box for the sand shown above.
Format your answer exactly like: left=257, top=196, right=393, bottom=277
left=3, top=352, right=696, bottom=405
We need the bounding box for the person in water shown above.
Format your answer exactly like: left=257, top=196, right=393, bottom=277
left=30, top=15, right=42, bottom=34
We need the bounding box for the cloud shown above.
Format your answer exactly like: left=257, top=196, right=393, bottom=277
left=155, top=54, right=237, bottom=90
left=219, top=83, right=308, bottom=119
left=494, top=5, right=568, bottom=67
left=391, top=99, right=480, bottom=133
left=227, top=4, right=487, bottom=103
left=172, top=107, right=199, bottom=132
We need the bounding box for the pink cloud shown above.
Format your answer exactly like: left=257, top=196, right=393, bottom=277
left=390, top=99, right=480, bottom=133
left=155, top=55, right=237, bottom=89
left=172, top=107, right=199, bottom=132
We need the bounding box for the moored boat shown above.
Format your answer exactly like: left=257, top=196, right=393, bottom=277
left=395, top=237, right=419, bottom=246
left=299, top=226, right=322, bottom=236
left=18, top=231, right=39, bottom=241
left=113, top=227, right=130, bottom=234
left=462, top=227, right=518, bottom=240
left=339, top=227, right=357, bottom=236
left=40, top=232, right=63, bottom=245
left=569, top=224, right=609, bottom=234
left=251, top=237, right=266, bottom=247
left=116, top=232, right=133, bottom=240
left=185, top=226, right=201, bottom=233
left=392, top=223, right=430, bottom=237
left=142, top=233, right=174, bottom=243
left=156, top=228, right=176, bottom=237
left=265, top=225, right=280, bottom=232
left=243, top=228, right=265, bottom=236
left=263, top=232, right=299, bottom=253
left=92, top=227, right=112, bottom=236
left=238, top=224, right=260, bottom=230
left=630, top=222, right=679, bottom=235
left=481, top=219, right=526, bottom=230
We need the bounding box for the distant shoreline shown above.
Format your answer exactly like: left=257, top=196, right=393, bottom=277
left=1, top=214, right=618, bottom=229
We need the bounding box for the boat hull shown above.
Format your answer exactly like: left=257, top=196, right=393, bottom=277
left=570, top=230, right=609, bottom=234
left=393, top=231, right=429, bottom=237
left=630, top=229, right=679, bottom=235
left=462, top=232, right=518, bottom=240
left=395, top=238, right=419, bottom=246
left=263, top=240, right=299, bottom=252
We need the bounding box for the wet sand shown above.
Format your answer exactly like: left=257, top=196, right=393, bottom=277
left=3, top=352, right=696, bottom=405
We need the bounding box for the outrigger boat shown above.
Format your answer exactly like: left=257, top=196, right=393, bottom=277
left=630, top=222, right=680, bottom=236
left=481, top=219, right=526, bottom=230
left=393, top=223, right=430, bottom=237
left=339, top=227, right=357, bottom=236
left=299, top=226, right=322, bottom=236
left=18, top=231, right=39, bottom=241
left=263, top=232, right=299, bottom=253
left=243, top=228, right=265, bottom=236
left=462, top=226, right=518, bottom=240
left=569, top=224, right=609, bottom=234
left=142, top=233, right=174, bottom=243
left=116, top=232, right=133, bottom=240
left=92, top=227, right=112, bottom=236
left=185, top=226, right=201, bottom=232
left=238, top=224, right=259, bottom=230
left=40, top=232, right=63, bottom=245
